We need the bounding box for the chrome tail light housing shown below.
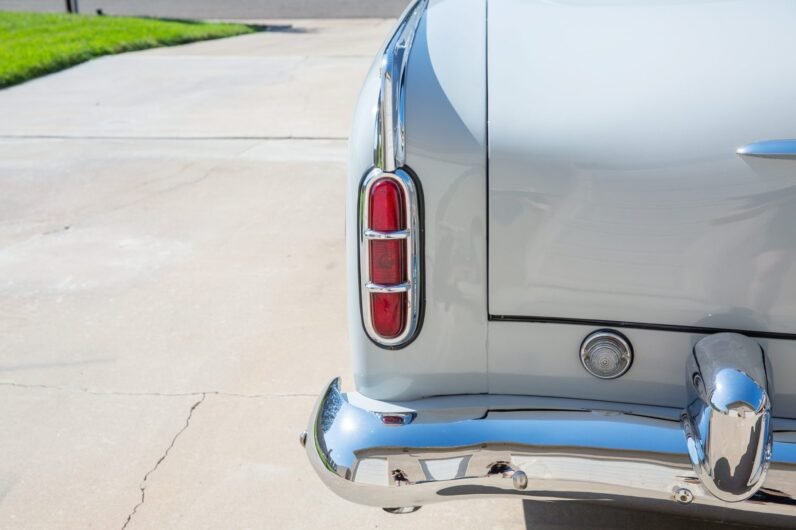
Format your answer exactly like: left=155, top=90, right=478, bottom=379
left=359, top=167, right=422, bottom=347
left=357, top=0, right=426, bottom=347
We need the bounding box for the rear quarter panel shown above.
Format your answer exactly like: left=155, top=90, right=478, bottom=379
left=347, top=0, right=488, bottom=400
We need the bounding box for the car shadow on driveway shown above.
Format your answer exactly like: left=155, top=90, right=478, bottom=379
left=522, top=499, right=779, bottom=529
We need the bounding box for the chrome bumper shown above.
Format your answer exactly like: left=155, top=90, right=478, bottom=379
left=304, top=378, right=796, bottom=526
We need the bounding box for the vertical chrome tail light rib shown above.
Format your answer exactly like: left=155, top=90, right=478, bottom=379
left=359, top=0, right=427, bottom=347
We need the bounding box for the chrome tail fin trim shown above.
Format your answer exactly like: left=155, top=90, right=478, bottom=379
left=360, top=0, right=427, bottom=348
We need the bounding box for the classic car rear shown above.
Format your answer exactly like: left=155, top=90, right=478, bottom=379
left=302, top=0, right=796, bottom=525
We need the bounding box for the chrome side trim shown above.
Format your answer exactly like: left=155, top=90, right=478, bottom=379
left=359, top=168, right=421, bottom=346
left=737, top=139, right=796, bottom=159
left=306, top=378, right=796, bottom=525
left=684, top=333, right=773, bottom=502
left=374, top=0, right=427, bottom=172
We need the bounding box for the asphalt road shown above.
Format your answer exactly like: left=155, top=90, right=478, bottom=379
left=0, top=17, right=781, bottom=530
left=0, top=0, right=409, bottom=18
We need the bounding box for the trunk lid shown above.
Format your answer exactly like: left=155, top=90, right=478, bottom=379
left=488, top=0, right=796, bottom=333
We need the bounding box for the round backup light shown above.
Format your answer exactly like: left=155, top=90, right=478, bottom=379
left=580, top=330, right=633, bottom=379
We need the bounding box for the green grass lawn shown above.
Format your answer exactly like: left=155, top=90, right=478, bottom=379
left=0, top=11, right=256, bottom=88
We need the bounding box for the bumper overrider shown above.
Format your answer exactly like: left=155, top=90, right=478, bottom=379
left=302, top=334, right=796, bottom=526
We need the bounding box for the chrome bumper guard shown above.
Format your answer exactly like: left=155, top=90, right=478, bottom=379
left=304, top=334, right=796, bottom=526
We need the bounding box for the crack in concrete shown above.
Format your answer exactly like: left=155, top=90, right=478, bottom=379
left=0, top=381, right=317, bottom=400
left=121, top=393, right=206, bottom=530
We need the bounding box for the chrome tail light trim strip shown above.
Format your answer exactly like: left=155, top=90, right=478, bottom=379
left=363, top=229, right=409, bottom=240
left=359, top=0, right=426, bottom=347
left=374, top=0, right=427, bottom=172
left=365, top=282, right=411, bottom=294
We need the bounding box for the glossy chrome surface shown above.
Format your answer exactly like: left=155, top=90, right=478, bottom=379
left=374, top=0, right=427, bottom=172
left=363, top=229, right=409, bottom=240
left=675, top=487, right=694, bottom=505
left=738, top=140, right=796, bottom=159
left=306, top=378, right=796, bottom=526
left=382, top=506, right=421, bottom=514
left=579, top=330, right=633, bottom=380
left=355, top=0, right=426, bottom=348
left=365, top=282, right=411, bottom=294
left=684, top=333, right=773, bottom=502
left=359, top=168, right=422, bottom=346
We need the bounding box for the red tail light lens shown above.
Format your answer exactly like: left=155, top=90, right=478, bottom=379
left=368, top=179, right=407, bottom=338
left=370, top=240, right=403, bottom=284
left=369, top=179, right=404, bottom=231
left=369, top=180, right=405, bottom=285
left=371, top=292, right=406, bottom=338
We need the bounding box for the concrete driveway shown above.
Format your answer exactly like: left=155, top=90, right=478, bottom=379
left=0, top=19, right=768, bottom=530
left=0, top=0, right=409, bottom=18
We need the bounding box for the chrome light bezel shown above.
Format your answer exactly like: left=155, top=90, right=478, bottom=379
left=579, top=330, right=634, bottom=380
left=359, top=168, right=422, bottom=347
